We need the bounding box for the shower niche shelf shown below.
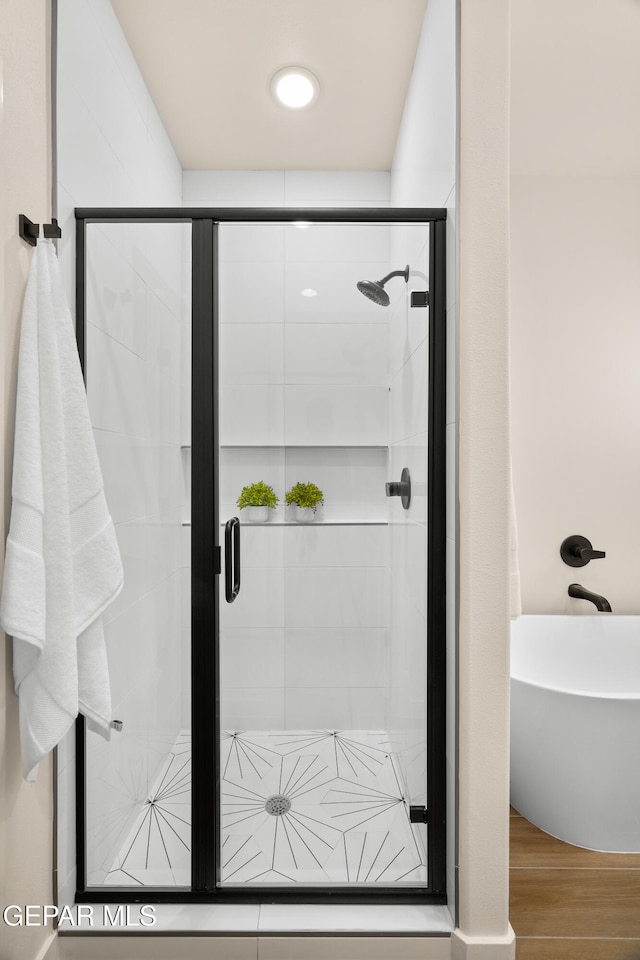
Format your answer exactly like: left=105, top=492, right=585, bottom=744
left=183, top=520, right=388, bottom=527
left=219, top=519, right=388, bottom=527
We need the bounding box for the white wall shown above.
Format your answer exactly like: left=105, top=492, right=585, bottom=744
left=0, top=6, right=56, bottom=960
left=389, top=0, right=458, bottom=917
left=511, top=176, right=640, bottom=613
left=510, top=0, right=640, bottom=615
left=55, top=0, right=185, bottom=896
left=455, top=0, right=513, bottom=953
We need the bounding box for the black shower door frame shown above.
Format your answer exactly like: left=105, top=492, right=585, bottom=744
left=74, top=207, right=447, bottom=905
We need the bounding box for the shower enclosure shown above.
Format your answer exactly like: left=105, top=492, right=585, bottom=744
left=73, top=208, right=446, bottom=904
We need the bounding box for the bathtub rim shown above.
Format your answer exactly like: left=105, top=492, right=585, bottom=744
left=511, top=613, right=640, bottom=701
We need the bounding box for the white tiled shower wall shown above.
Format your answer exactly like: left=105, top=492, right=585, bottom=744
left=386, top=223, right=431, bottom=808
left=55, top=0, right=184, bottom=899
left=184, top=174, right=394, bottom=731
left=389, top=0, right=457, bottom=911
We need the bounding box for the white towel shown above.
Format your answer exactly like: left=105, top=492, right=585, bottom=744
left=0, top=237, right=123, bottom=781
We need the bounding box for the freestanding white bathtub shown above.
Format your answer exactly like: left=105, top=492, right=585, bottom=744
left=511, top=615, right=640, bottom=853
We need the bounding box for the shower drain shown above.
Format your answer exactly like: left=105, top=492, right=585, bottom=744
left=264, top=794, right=292, bottom=816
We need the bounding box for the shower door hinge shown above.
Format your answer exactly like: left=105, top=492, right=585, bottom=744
left=409, top=805, right=428, bottom=824
left=214, top=545, right=222, bottom=575
left=410, top=291, right=429, bottom=308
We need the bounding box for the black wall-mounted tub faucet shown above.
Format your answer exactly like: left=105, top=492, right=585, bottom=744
left=560, top=535, right=606, bottom=567
left=568, top=583, right=612, bottom=612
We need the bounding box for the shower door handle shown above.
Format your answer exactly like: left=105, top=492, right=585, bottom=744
left=224, top=517, right=241, bottom=603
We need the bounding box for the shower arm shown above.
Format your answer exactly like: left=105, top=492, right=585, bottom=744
left=378, top=267, right=409, bottom=285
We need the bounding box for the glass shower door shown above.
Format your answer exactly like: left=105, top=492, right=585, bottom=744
left=81, top=220, right=191, bottom=889
left=75, top=208, right=445, bottom=901
left=216, top=220, right=430, bottom=888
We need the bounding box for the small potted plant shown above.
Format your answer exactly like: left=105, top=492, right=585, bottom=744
left=236, top=481, right=278, bottom=522
left=285, top=481, right=324, bottom=523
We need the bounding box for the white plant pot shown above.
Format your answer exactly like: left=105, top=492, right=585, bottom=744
left=244, top=505, right=270, bottom=523
left=294, top=506, right=315, bottom=523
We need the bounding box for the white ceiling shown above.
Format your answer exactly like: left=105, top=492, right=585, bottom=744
left=510, top=0, right=640, bottom=177
left=110, top=0, right=430, bottom=171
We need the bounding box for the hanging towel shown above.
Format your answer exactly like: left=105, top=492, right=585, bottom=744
left=0, top=237, right=123, bottom=781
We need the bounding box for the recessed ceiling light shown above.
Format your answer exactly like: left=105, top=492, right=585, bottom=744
left=271, top=67, right=320, bottom=110
left=292, top=221, right=312, bottom=229
left=301, top=288, right=318, bottom=298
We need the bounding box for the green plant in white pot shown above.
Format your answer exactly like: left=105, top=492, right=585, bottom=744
left=236, top=481, right=278, bottom=522
left=285, top=481, right=324, bottom=523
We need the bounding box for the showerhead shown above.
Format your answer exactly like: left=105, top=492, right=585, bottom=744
left=356, top=265, right=409, bottom=307
left=356, top=279, right=390, bottom=306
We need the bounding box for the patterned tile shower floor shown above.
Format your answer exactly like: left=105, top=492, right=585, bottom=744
left=104, top=730, right=427, bottom=887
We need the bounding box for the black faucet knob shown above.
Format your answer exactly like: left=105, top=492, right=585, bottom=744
left=385, top=467, right=411, bottom=510
left=560, top=535, right=606, bottom=567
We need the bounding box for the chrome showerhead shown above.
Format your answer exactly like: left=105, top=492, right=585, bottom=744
left=356, top=265, right=409, bottom=307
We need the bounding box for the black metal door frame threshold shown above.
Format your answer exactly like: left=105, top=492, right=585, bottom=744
left=74, top=207, right=447, bottom=906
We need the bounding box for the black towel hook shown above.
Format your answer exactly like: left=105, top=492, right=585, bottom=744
left=19, top=214, right=62, bottom=246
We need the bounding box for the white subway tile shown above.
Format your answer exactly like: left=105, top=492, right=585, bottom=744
left=284, top=447, right=388, bottom=510
left=284, top=323, right=387, bottom=386
left=285, top=628, right=388, bottom=688
left=57, top=85, right=136, bottom=207
left=86, top=0, right=153, bottom=121
left=389, top=339, right=428, bottom=444
left=219, top=224, right=285, bottom=262
left=284, top=261, right=389, bottom=320
left=220, top=385, right=285, bottom=445
left=221, top=323, right=285, bottom=384
left=146, top=516, right=183, bottom=589
left=74, top=56, right=147, bottom=188
left=388, top=284, right=429, bottom=378
left=390, top=223, right=430, bottom=279
left=221, top=565, right=284, bottom=630
left=284, top=171, right=390, bottom=204
left=217, top=522, right=284, bottom=568
left=220, top=629, right=285, bottom=688
left=284, top=525, right=388, bottom=567
left=285, top=567, right=389, bottom=628
left=103, top=519, right=149, bottom=623
left=86, top=227, right=147, bottom=357
left=221, top=688, right=285, bottom=732
left=86, top=324, right=150, bottom=438
left=390, top=519, right=427, bottom=618
left=285, top=687, right=386, bottom=729
left=182, top=170, right=285, bottom=205
left=220, top=262, right=284, bottom=324
left=93, top=430, right=150, bottom=525
left=284, top=223, right=390, bottom=263
left=284, top=385, right=388, bottom=446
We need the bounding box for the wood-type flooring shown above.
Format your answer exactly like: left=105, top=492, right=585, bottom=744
left=510, top=807, right=640, bottom=959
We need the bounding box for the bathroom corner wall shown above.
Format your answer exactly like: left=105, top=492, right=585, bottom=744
left=511, top=176, right=640, bottom=614
left=0, top=4, right=56, bottom=960
left=510, top=0, right=640, bottom=616
left=389, top=0, right=457, bottom=916
left=55, top=0, right=184, bottom=898
left=456, top=0, right=513, bottom=954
